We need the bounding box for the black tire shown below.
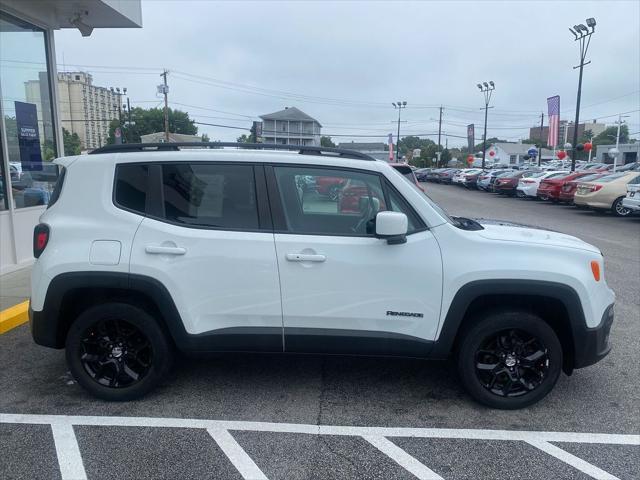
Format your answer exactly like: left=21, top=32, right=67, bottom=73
left=457, top=310, right=562, bottom=409
left=65, top=302, right=173, bottom=401
left=612, top=196, right=631, bottom=217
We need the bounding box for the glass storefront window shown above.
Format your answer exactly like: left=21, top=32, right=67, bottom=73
left=0, top=12, right=58, bottom=209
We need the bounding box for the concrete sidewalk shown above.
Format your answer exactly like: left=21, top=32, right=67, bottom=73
left=0, top=266, right=31, bottom=310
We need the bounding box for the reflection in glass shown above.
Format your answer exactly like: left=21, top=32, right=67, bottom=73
left=1, top=12, right=58, bottom=209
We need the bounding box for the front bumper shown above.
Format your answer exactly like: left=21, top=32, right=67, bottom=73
left=573, top=304, right=614, bottom=369
left=622, top=196, right=640, bottom=211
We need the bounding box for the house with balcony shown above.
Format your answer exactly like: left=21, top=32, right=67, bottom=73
left=260, top=107, right=321, bottom=146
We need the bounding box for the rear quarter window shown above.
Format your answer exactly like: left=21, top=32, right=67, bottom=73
left=114, top=164, right=149, bottom=214
left=47, top=166, right=66, bottom=209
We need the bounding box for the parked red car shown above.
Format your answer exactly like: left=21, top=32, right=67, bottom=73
left=537, top=171, right=597, bottom=202
left=558, top=172, right=606, bottom=203
left=338, top=164, right=420, bottom=213
left=494, top=171, right=526, bottom=195
left=315, top=176, right=346, bottom=200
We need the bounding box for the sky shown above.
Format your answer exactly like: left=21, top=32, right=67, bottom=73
left=53, top=0, right=640, bottom=147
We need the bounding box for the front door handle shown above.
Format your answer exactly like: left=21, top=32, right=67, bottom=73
left=286, top=253, right=326, bottom=262
left=145, top=245, right=187, bottom=255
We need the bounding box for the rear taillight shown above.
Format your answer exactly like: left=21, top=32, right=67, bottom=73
left=585, top=184, right=603, bottom=192
left=33, top=223, right=49, bottom=258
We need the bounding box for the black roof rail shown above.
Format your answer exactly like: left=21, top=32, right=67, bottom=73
left=88, top=142, right=376, bottom=161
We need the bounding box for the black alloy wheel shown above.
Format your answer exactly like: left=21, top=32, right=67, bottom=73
left=66, top=303, right=173, bottom=401
left=457, top=310, right=562, bottom=409
left=79, top=318, right=152, bottom=388
left=474, top=329, right=549, bottom=398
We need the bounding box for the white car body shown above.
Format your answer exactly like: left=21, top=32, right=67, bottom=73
left=517, top=171, right=567, bottom=197
left=29, top=145, right=616, bottom=407
left=622, top=176, right=640, bottom=212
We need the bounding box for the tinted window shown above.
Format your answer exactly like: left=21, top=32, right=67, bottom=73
left=628, top=174, right=640, bottom=185
left=115, top=164, right=148, bottom=214
left=161, top=163, right=258, bottom=229
left=274, top=166, right=422, bottom=236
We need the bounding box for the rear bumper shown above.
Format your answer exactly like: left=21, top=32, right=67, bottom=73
left=537, top=188, right=560, bottom=199
left=558, top=192, right=575, bottom=202
left=573, top=304, right=615, bottom=369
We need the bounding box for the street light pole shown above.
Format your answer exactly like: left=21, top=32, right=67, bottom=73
left=569, top=18, right=596, bottom=172
left=477, top=81, right=495, bottom=169
left=613, top=114, right=629, bottom=172
left=392, top=101, right=407, bottom=162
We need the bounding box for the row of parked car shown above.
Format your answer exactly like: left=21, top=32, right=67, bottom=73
left=416, top=162, right=640, bottom=217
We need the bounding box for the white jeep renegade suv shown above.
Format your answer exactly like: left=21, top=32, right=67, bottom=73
left=30, top=143, right=615, bottom=409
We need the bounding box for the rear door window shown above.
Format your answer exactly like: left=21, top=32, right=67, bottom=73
left=161, top=163, right=259, bottom=230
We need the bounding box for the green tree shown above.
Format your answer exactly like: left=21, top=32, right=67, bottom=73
left=107, top=107, right=198, bottom=144
left=236, top=134, right=251, bottom=143
left=440, top=148, right=452, bottom=165
left=201, top=133, right=210, bottom=142
left=62, top=127, right=82, bottom=155
left=320, top=136, right=336, bottom=148
left=592, top=125, right=628, bottom=146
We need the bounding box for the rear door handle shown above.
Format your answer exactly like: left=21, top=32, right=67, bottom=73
left=145, top=246, right=187, bottom=255
left=286, top=253, right=326, bottom=262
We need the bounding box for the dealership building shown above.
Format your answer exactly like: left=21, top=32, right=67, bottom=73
left=0, top=1, right=142, bottom=274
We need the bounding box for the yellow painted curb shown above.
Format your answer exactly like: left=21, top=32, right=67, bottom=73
left=0, top=300, right=30, bottom=334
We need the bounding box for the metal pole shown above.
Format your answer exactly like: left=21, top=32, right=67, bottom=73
left=482, top=102, right=488, bottom=169
left=538, top=112, right=544, bottom=166
left=396, top=108, right=401, bottom=162
left=126, top=97, right=132, bottom=143
left=614, top=115, right=622, bottom=172
left=161, top=70, right=169, bottom=142
left=437, top=106, right=443, bottom=165
left=571, top=62, right=584, bottom=172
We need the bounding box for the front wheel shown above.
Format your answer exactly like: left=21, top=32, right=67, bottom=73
left=65, top=302, right=173, bottom=401
left=457, top=310, right=562, bottom=409
left=612, top=196, right=631, bottom=217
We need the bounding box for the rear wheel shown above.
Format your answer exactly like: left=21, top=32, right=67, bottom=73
left=457, top=310, right=562, bottom=409
left=612, top=196, right=631, bottom=217
left=65, top=302, right=173, bottom=401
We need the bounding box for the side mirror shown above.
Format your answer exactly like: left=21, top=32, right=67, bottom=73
left=375, top=211, right=408, bottom=245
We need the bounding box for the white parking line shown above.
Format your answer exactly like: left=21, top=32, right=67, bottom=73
left=2, top=413, right=638, bottom=480
left=362, top=435, right=443, bottom=480
left=527, top=440, right=621, bottom=480
left=50, top=423, right=87, bottom=480
left=207, top=428, right=268, bottom=480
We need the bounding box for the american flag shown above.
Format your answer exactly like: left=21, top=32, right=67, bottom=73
left=388, top=133, right=394, bottom=161
left=547, top=95, right=560, bottom=147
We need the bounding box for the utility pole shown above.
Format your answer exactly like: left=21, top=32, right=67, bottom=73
left=613, top=114, right=630, bottom=172
left=477, top=81, right=495, bottom=169
left=437, top=106, right=443, bottom=166
left=160, top=70, right=170, bottom=142
left=392, top=101, right=407, bottom=162
left=538, top=112, right=544, bottom=166
left=568, top=18, right=596, bottom=171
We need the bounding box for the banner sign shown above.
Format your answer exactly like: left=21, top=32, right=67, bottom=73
left=467, top=124, right=475, bottom=152
left=15, top=101, right=42, bottom=171
left=388, top=133, right=394, bottom=161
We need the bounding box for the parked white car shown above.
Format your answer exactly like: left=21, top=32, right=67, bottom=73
left=622, top=174, right=640, bottom=213
left=516, top=171, right=568, bottom=198
left=30, top=143, right=615, bottom=409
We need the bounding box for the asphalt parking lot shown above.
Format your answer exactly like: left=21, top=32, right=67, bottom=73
left=1, top=182, right=638, bottom=480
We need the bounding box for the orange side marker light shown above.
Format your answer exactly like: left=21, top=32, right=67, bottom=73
left=590, top=260, right=601, bottom=282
